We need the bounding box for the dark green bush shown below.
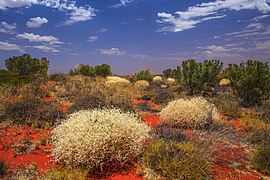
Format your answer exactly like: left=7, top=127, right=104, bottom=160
left=163, top=68, right=173, bottom=78
left=251, top=142, right=270, bottom=174
left=224, top=60, right=270, bottom=107
left=134, top=69, right=153, bottom=82
left=95, top=64, right=112, bottom=77
left=5, top=95, right=65, bottom=128
left=0, top=70, right=30, bottom=87
left=5, top=54, right=49, bottom=76
left=141, top=140, right=211, bottom=179
left=182, top=59, right=223, bottom=95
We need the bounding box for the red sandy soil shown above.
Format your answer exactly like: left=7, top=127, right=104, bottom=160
left=0, top=126, right=56, bottom=172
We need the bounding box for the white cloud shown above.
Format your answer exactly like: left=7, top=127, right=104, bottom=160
left=98, top=28, right=108, bottom=33
left=17, top=32, right=63, bottom=45
left=251, top=14, right=270, bottom=21
left=88, top=36, right=98, bottom=42
left=0, top=0, right=37, bottom=9
left=111, top=0, right=134, bottom=8
left=0, top=41, right=23, bottom=51
left=219, top=22, right=270, bottom=39
left=99, top=48, right=125, bottom=56
left=26, top=17, right=48, bottom=28
left=0, top=0, right=95, bottom=25
left=157, top=0, right=270, bottom=32
left=0, top=21, right=16, bottom=34
left=33, top=45, right=59, bottom=52
left=254, top=40, right=270, bottom=50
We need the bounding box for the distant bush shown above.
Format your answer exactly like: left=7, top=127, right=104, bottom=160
left=5, top=54, right=49, bottom=76
left=182, top=59, right=223, bottom=95
left=134, top=69, right=153, bottom=82
left=5, top=95, right=65, bottom=128
left=152, top=76, right=162, bottom=83
left=52, top=108, right=150, bottom=170
left=163, top=68, right=173, bottom=78
left=251, top=142, right=270, bottom=174
left=95, top=64, right=112, bottom=77
left=141, top=140, right=211, bottom=179
left=69, top=64, right=96, bottom=77
left=224, top=60, right=270, bottom=107
left=160, top=97, right=220, bottom=128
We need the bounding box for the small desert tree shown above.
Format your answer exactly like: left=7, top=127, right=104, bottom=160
left=5, top=54, right=49, bottom=76
left=95, top=64, right=112, bottom=77
left=134, top=69, right=153, bottom=82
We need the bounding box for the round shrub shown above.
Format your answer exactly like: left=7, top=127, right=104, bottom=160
left=51, top=108, right=150, bottom=170
left=134, top=80, right=149, bottom=88
left=166, top=78, right=176, bottom=85
left=152, top=76, right=162, bottom=83
left=160, top=97, right=220, bottom=128
left=105, top=76, right=130, bottom=85
left=141, top=140, right=211, bottom=179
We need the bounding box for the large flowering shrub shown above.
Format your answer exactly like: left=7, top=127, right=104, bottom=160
left=160, top=97, right=220, bottom=127
left=51, top=108, right=150, bottom=169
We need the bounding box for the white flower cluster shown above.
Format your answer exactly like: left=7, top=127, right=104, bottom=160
left=51, top=108, right=150, bottom=169
left=105, top=76, right=130, bottom=85
left=160, top=97, right=220, bottom=127
left=152, top=76, right=163, bottom=83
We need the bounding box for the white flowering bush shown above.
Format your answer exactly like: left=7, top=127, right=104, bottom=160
left=105, top=76, right=130, bottom=85
left=166, top=78, right=176, bottom=85
left=160, top=97, right=220, bottom=127
left=51, top=108, right=150, bottom=170
left=152, top=76, right=163, bottom=83
left=134, top=80, right=150, bottom=88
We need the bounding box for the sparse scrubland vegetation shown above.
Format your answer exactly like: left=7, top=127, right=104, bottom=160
left=1, top=54, right=270, bottom=179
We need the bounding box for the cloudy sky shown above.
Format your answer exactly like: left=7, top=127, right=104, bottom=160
left=0, top=0, right=270, bottom=74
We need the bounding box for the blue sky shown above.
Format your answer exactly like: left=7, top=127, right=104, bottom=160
left=0, top=0, right=270, bottom=75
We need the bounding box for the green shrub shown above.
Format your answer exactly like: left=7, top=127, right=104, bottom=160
left=182, top=59, right=223, bottom=95
left=211, top=92, right=242, bottom=118
left=160, top=97, right=220, bottom=128
left=251, top=142, right=270, bottom=174
left=106, top=95, right=136, bottom=112
left=52, top=108, right=150, bottom=170
left=95, top=64, right=112, bottom=77
left=5, top=54, right=49, bottom=76
left=163, top=68, right=173, bottom=78
left=0, top=70, right=30, bottom=87
left=224, top=60, right=270, bottom=107
left=141, top=140, right=211, bottom=179
left=69, top=64, right=96, bottom=77
left=5, top=95, right=65, bottom=128
left=134, top=69, right=153, bottom=82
